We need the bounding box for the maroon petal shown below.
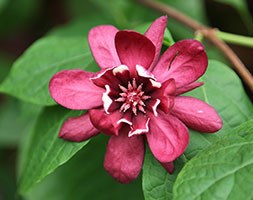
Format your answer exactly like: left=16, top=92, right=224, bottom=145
left=160, top=161, right=174, bottom=174
left=136, top=64, right=156, bottom=80
left=145, top=16, right=168, bottom=69
left=102, top=85, right=119, bottom=114
left=151, top=78, right=176, bottom=113
left=91, top=67, right=120, bottom=89
left=59, top=113, right=99, bottom=142
left=153, top=39, right=208, bottom=88
left=176, top=82, right=204, bottom=95
left=88, top=25, right=121, bottom=69
left=172, top=96, right=223, bottom=132
left=104, top=130, right=145, bottom=183
left=146, top=113, right=189, bottom=163
left=91, top=65, right=130, bottom=90
left=115, top=31, right=155, bottom=73
left=89, top=108, right=124, bottom=135
left=49, top=70, right=104, bottom=110
left=129, top=114, right=150, bottom=137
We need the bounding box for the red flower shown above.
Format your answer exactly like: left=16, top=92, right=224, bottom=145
left=49, top=16, right=222, bottom=183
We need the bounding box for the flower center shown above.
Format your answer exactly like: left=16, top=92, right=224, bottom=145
left=115, top=79, right=151, bottom=115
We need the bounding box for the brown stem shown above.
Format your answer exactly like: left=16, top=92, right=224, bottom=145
left=136, top=0, right=253, bottom=92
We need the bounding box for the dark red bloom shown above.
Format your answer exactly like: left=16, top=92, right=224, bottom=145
left=49, top=16, right=222, bottom=183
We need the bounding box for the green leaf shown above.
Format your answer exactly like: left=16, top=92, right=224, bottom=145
left=142, top=60, right=253, bottom=199
left=24, top=135, right=144, bottom=200
left=134, top=22, right=175, bottom=47
left=0, top=98, right=41, bottom=147
left=161, top=0, right=208, bottom=39
left=18, top=106, right=89, bottom=195
left=0, top=54, right=12, bottom=83
left=0, top=20, right=101, bottom=105
left=184, top=60, right=253, bottom=158
left=213, top=0, right=253, bottom=34
left=0, top=150, right=17, bottom=200
left=66, top=0, right=158, bottom=29
left=173, top=120, right=253, bottom=200
left=0, top=0, right=7, bottom=12
left=142, top=149, right=186, bottom=200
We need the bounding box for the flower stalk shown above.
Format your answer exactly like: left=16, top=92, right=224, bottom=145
left=216, top=31, right=253, bottom=48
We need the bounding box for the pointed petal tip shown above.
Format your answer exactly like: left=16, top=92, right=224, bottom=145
left=144, top=15, right=168, bottom=69
left=207, top=116, right=223, bottom=133
left=58, top=130, right=83, bottom=142
left=58, top=114, right=99, bottom=142
left=154, top=39, right=208, bottom=87
left=172, top=96, right=223, bottom=133
left=161, top=161, right=174, bottom=174
left=88, top=25, right=121, bottom=69
left=159, top=15, right=168, bottom=22
left=197, top=45, right=204, bottom=51
left=176, top=81, right=204, bottom=95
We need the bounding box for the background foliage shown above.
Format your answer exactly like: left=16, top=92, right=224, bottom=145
left=0, top=0, right=252, bottom=200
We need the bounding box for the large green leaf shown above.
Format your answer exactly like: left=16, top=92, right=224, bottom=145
left=18, top=106, right=89, bottom=195
left=142, top=60, right=253, bottom=199
left=24, top=135, right=144, bottom=200
left=173, top=120, right=253, bottom=200
left=0, top=20, right=101, bottom=105
left=142, top=149, right=187, bottom=200
left=185, top=60, right=253, bottom=158
left=0, top=54, right=42, bottom=147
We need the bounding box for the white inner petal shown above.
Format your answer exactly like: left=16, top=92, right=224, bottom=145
left=150, top=79, right=162, bottom=88
left=128, top=118, right=150, bottom=137
left=112, top=64, right=129, bottom=76
left=117, top=118, right=133, bottom=126
left=136, top=64, right=156, bottom=79
left=102, top=84, right=113, bottom=114
left=152, top=99, right=161, bottom=117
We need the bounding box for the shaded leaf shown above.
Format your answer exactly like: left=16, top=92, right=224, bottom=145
left=0, top=20, right=101, bottom=105
left=173, top=120, right=253, bottom=200
left=18, top=106, right=89, bottom=194
left=142, top=60, right=253, bottom=199
left=142, top=149, right=186, bottom=200
left=66, top=0, right=158, bottom=29
left=0, top=150, right=16, bottom=200
left=0, top=99, right=41, bottom=147
left=162, top=0, right=208, bottom=39
left=0, top=54, right=12, bottom=83
left=134, top=23, right=175, bottom=47
left=184, top=60, right=253, bottom=158
left=24, top=135, right=144, bottom=200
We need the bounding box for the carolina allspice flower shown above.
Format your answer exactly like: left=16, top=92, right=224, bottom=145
left=49, top=16, right=222, bottom=183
